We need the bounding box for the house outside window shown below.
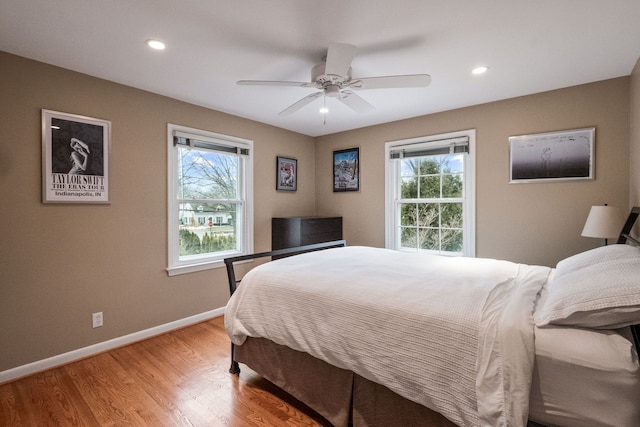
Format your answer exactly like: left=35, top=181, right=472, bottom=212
left=167, top=124, right=253, bottom=276
left=385, top=130, right=475, bottom=257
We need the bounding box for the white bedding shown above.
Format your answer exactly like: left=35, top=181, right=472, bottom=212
left=225, top=246, right=550, bottom=427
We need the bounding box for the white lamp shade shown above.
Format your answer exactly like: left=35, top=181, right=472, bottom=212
left=581, top=205, right=626, bottom=239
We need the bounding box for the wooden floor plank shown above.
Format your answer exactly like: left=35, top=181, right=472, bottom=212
left=0, top=384, right=23, bottom=426
left=64, top=353, right=164, bottom=426
left=0, top=316, right=329, bottom=426
left=110, top=345, right=196, bottom=426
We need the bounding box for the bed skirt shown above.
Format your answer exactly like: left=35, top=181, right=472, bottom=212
left=234, top=337, right=457, bottom=427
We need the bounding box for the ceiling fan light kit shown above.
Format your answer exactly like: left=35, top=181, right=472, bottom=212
left=237, top=42, right=431, bottom=116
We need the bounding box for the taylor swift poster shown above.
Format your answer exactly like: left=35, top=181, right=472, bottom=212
left=42, top=109, right=111, bottom=203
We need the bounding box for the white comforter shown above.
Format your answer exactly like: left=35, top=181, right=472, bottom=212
left=225, top=246, right=550, bottom=427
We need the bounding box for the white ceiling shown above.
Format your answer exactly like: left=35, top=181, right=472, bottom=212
left=1, top=1, right=639, bottom=137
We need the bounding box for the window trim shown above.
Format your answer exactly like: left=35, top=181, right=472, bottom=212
left=166, top=123, right=253, bottom=276
left=384, top=129, right=476, bottom=256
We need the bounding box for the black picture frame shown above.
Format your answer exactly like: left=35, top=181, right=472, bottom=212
left=276, top=156, right=297, bottom=191
left=333, top=147, right=360, bottom=192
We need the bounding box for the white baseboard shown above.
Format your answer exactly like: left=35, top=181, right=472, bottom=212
left=0, top=307, right=226, bottom=384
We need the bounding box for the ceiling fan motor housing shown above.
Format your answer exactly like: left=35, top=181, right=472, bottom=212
left=311, top=63, right=352, bottom=91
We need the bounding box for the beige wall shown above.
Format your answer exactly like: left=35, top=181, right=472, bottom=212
left=316, top=78, right=630, bottom=267
left=0, top=52, right=316, bottom=372
left=631, top=57, right=640, bottom=207
left=0, top=50, right=635, bottom=374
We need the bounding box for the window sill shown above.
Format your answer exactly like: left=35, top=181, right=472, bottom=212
left=166, top=259, right=225, bottom=276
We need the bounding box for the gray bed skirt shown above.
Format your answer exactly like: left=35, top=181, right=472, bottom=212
left=234, top=337, right=457, bottom=427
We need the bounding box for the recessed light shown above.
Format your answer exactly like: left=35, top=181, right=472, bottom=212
left=472, top=66, right=488, bottom=75
left=146, top=39, right=166, bottom=50
left=319, top=107, right=329, bottom=114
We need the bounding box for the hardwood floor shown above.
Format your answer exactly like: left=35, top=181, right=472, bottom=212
left=0, top=316, right=331, bottom=426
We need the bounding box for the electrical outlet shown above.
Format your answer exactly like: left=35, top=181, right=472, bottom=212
left=92, top=312, right=103, bottom=328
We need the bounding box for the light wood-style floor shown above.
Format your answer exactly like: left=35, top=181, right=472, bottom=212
left=0, top=316, right=331, bottom=426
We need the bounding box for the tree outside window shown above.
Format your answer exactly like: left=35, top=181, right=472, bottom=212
left=398, top=154, right=464, bottom=254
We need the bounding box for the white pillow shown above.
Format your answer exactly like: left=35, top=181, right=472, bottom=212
left=535, top=244, right=640, bottom=329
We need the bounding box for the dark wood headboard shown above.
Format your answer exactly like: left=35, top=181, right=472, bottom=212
left=617, top=206, right=640, bottom=246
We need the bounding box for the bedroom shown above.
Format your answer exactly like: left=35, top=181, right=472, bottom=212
left=1, top=0, right=640, bottom=424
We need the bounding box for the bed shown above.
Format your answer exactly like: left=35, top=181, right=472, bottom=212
left=224, top=207, right=640, bottom=427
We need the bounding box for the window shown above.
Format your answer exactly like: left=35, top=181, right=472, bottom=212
left=167, top=124, right=253, bottom=276
left=385, top=130, right=475, bottom=256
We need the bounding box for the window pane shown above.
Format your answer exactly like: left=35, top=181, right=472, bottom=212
left=401, top=159, right=418, bottom=176
left=400, top=227, right=418, bottom=249
left=442, top=174, right=463, bottom=198
left=178, top=148, right=238, bottom=200
left=400, top=203, right=418, bottom=227
left=441, top=229, right=463, bottom=253
left=401, top=176, right=418, bottom=198
left=419, top=228, right=440, bottom=251
left=442, top=154, right=463, bottom=173
left=419, top=176, right=440, bottom=198
left=420, top=157, right=440, bottom=174
left=417, top=203, right=439, bottom=227
left=178, top=202, right=239, bottom=257
left=441, top=203, right=463, bottom=229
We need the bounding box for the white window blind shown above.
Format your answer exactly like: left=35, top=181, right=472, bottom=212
left=173, top=130, right=250, bottom=156
left=389, top=136, right=469, bottom=159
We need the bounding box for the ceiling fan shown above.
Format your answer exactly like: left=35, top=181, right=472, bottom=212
left=237, top=42, right=431, bottom=116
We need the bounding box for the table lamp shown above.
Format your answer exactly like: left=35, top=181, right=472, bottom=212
left=581, top=204, right=626, bottom=245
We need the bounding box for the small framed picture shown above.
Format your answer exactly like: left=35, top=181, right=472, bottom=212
left=276, top=156, right=297, bottom=191
left=42, top=109, right=111, bottom=203
left=333, top=147, right=360, bottom=192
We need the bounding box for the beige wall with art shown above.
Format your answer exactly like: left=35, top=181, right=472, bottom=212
left=316, top=78, right=630, bottom=267
left=0, top=52, right=316, bottom=372
left=0, top=50, right=636, bottom=374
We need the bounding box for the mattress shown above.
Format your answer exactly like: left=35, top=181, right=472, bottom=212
left=530, top=324, right=640, bottom=427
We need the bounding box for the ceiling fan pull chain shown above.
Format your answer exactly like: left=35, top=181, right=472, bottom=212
left=323, top=96, right=327, bottom=125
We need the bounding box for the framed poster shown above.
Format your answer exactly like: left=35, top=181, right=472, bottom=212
left=509, top=127, right=594, bottom=183
left=276, top=156, right=297, bottom=191
left=333, top=147, right=360, bottom=192
left=42, top=109, right=111, bottom=203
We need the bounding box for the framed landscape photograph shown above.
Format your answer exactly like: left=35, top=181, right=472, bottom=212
left=42, top=109, right=111, bottom=203
left=509, top=127, right=594, bottom=183
left=276, top=156, right=297, bottom=191
left=333, top=147, right=360, bottom=192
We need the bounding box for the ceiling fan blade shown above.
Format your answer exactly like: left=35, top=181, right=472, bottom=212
left=279, top=92, right=324, bottom=115
left=338, top=91, right=375, bottom=113
left=351, top=74, right=431, bottom=90
left=325, top=42, right=357, bottom=77
left=237, top=80, right=312, bottom=87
